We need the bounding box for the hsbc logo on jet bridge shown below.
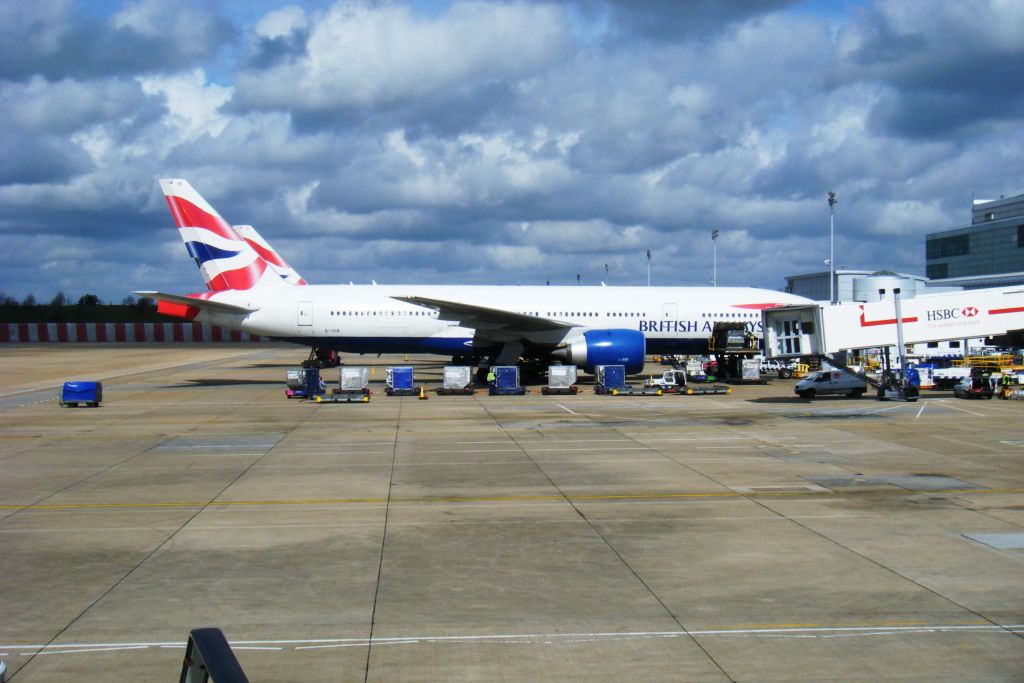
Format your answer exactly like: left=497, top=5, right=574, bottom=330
left=926, top=306, right=979, bottom=322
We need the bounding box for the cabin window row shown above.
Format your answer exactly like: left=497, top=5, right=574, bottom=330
left=325, top=310, right=759, bottom=319
left=327, top=310, right=438, bottom=316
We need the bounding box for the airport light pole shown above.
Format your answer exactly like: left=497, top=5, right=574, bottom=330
left=828, top=191, right=837, bottom=303
left=711, top=229, right=719, bottom=287
left=646, top=250, right=651, bottom=286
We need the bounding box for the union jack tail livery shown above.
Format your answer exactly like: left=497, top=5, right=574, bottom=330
left=234, top=224, right=307, bottom=285
left=160, top=179, right=281, bottom=292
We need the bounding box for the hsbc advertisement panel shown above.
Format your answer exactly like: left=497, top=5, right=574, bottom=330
left=807, top=286, right=1024, bottom=354
left=923, top=304, right=982, bottom=330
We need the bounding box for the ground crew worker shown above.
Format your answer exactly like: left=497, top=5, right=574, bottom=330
left=486, top=368, right=496, bottom=386
left=1000, top=372, right=1013, bottom=398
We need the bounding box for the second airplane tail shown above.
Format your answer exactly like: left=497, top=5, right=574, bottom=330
left=160, top=178, right=281, bottom=292
left=234, top=224, right=307, bottom=285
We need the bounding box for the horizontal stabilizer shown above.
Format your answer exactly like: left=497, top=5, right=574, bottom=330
left=134, top=291, right=258, bottom=315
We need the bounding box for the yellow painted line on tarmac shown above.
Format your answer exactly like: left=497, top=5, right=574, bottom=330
left=3, top=487, right=1024, bottom=512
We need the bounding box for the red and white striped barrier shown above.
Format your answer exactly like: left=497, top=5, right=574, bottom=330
left=0, top=323, right=266, bottom=343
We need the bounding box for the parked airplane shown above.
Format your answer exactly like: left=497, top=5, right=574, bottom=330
left=139, top=179, right=811, bottom=373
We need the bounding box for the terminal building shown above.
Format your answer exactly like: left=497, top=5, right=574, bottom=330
left=781, top=192, right=1024, bottom=358
left=784, top=270, right=928, bottom=303
left=925, top=192, right=1024, bottom=289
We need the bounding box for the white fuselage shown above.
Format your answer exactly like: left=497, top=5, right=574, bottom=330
left=195, top=284, right=810, bottom=356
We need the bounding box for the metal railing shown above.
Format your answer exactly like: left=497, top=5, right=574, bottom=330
left=179, top=628, right=249, bottom=683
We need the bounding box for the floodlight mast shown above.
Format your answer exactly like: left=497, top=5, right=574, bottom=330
left=828, top=191, right=837, bottom=303
left=711, top=229, right=719, bottom=287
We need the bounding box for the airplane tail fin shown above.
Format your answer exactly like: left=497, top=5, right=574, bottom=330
left=160, top=179, right=280, bottom=292
left=234, top=225, right=307, bottom=285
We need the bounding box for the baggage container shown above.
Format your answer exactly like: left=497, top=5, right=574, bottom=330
left=438, top=366, right=475, bottom=395
left=489, top=365, right=526, bottom=395
left=542, top=365, right=578, bottom=395
left=303, top=367, right=326, bottom=397
left=339, top=367, right=370, bottom=391
left=385, top=366, right=418, bottom=396
left=59, top=381, right=102, bottom=407
left=594, top=365, right=627, bottom=393
left=285, top=368, right=313, bottom=398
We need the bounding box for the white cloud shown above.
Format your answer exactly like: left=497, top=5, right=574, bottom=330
left=236, top=1, right=567, bottom=110
left=137, top=69, right=232, bottom=148
left=253, top=5, right=308, bottom=39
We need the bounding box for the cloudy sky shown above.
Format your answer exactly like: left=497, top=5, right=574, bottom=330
left=1, top=0, right=1022, bottom=302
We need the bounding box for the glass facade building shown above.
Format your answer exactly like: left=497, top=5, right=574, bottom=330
left=925, top=193, right=1024, bottom=288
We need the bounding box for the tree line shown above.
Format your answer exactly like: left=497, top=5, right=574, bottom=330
left=0, top=292, right=163, bottom=323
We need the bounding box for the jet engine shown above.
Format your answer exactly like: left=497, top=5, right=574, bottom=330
left=551, top=329, right=646, bottom=374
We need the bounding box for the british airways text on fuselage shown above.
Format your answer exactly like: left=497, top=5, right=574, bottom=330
left=638, top=319, right=763, bottom=334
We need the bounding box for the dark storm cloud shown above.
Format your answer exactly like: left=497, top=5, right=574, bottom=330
left=593, top=0, right=802, bottom=40
left=0, top=134, right=93, bottom=185
left=0, top=0, right=234, bottom=81
left=243, top=29, right=310, bottom=71
left=834, top=0, right=1024, bottom=137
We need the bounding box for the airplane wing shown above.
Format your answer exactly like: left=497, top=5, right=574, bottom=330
left=134, top=291, right=258, bottom=315
left=392, top=296, right=573, bottom=333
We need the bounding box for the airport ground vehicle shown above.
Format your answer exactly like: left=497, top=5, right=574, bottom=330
left=758, top=358, right=801, bottom=378
left=794, top=370, right=866, bottom=399
left=953, top=371, right=994, bottom=399
left=58, top=381, right=102, bottom=407
left=643, top=369, right=729, bottom=395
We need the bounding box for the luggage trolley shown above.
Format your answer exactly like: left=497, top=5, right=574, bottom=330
left=594, top=365, right=662, bottom=396
left=316, top=366, right=371, bottom=403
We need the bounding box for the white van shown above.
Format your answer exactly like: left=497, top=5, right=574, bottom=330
left=794, top=370, right=867, bottom=399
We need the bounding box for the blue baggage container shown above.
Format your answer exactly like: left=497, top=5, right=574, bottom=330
left=386, top=366, right=417, bottom=395
left=596, top=365, right=627, bottom=391
left=304, top=368, right=326, bottom=397
left=489, top=366, right=526, bottom=395
left=494, top=366, right=519, bottom=389
left=388, top=366, right=414, bottom=390
left=59, top=381, right=102, bottom=407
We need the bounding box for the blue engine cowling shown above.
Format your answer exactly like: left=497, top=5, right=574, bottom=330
left=551, top=329, right=646, bottom=374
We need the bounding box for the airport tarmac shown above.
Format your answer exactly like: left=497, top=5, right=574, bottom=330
left=1, top=344, right=1023, bottom=681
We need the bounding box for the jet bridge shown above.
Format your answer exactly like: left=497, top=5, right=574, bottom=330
left=763, top=285, right=1024, bottom=358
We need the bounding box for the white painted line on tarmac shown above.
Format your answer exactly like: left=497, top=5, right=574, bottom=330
left=27, top=645, right=150, bottom=655
left=865, top=404, right=910, bottom=415
left=937, top=400, right=985, bottom=417
left=527, top=446, right=653, bottom=452
left=555, top=402, right=579, bottom=415
left=418, top=449, right=523, bottom=454
left=7, top=623, right=1022, bottom=656
left=915, top=403, right=927, bottom=420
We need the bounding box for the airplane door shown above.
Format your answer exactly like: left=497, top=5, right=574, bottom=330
left=297, top=301, right=313, bottom=327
